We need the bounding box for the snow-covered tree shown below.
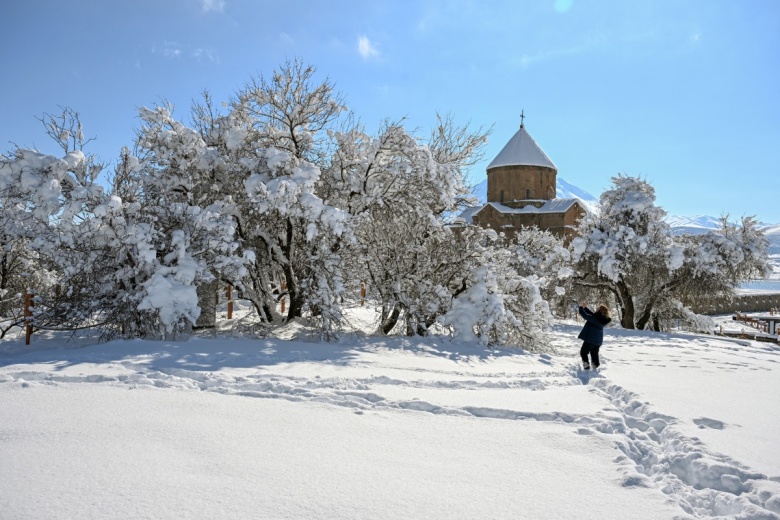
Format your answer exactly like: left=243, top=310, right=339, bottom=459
left=672, top=216, right=769, bottom=312
left=570, top=175, right=674, bottom=328
left=438, top=229, right=555, bottom=349
left=0, top=109, right=119, bottom=336
left=231, top=61, right=350, bottom=330
left=510, top=226, right=573, bottom=312
left=323, top=116, right=486, bottom=336
left=571, top=175, right=770, bottom=330
left=134, top=61, right=352, bottom=336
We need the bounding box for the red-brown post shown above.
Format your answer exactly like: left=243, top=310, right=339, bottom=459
left=280, top=277, right=287, bottom=315
left=226, top=285, right=233, bottom=320
left=24, top=291, right=33, bottom=346
left=360, top=281, right=366, bottom=306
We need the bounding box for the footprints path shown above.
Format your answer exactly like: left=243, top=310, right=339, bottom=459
left=586, top=378, right=780, bottom=518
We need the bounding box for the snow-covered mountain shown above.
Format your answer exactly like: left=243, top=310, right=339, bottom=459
left=665, top=218, right=780, bottom=257
left=664, top=215, right=725, bottom=235
left=761, top=225, right=780, bottom=257
left=555, top=177, right=600, bottom=215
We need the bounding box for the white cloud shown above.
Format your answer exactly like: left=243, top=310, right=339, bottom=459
left=193, top=48, right=220, bottom=64
left=152, top=41, right=183, bottom=59
left=279, top=32, right=294, bottom=46
left=357, top=35, right=379, bottom=59
left=202, top=0, right=225, bottom=13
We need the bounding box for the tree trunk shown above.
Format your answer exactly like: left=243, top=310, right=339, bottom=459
left=652, top=314, right=660, bottom=332
left=380, top=303, right=401, bottom=335
left=283, top=262, right=304, bottom=321
left=194, top=279, right=218, bottom=329
left=282, top=219, right=304, bottom=321
left=635, top=304, right=654, bottom=331
left=616, top=279, right=635, bottom=329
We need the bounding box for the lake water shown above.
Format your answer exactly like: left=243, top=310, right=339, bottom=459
left=738, top=280, right=780, bottom=293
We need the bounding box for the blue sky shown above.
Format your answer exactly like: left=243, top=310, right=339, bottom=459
left=2, top=0, right=779, bottom=222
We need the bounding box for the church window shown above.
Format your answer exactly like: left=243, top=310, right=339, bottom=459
left=525, top=189, right=531, bottom=199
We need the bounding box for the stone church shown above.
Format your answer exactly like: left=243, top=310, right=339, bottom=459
left=458, top=119, right=585, bottom=242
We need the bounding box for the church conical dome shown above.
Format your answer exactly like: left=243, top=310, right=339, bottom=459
left=487, top=124, right=557, bottom=171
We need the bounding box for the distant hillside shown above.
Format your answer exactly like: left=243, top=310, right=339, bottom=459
left=666, top=217, right=780, bottom=257
left=760, top=225, right=780, bottom=257
left=665, top=215, right=724, bottom=235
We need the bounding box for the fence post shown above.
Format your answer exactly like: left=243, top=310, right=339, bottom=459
left=360, top=281, right=366, bottom=306
left=226, top=285, right=233, bottom=320
left=24, top=290, right=33, bottom=346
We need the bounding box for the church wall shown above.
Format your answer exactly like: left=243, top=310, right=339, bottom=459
left=563, top=205, right=585, bottom=229
left=487, top=165, right=557, bottom=202
left=471, top=203, right=585, bottom=244
left=473, top=207, right=567, bottom=240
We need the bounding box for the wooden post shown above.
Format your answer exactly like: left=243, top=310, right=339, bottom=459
left=24, top=291, right=33, bottom=346
left=226, top=285, right=233, bottom=320
left=280, top=277, right=287, bottom=314
left=360, top=281, right=366, bottom=306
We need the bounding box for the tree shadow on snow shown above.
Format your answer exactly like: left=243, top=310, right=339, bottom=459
left=0, top=331, right=535, bottom=373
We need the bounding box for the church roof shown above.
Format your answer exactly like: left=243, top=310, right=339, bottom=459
left=456, top=199, right=580, bottom=224
left=486, top=125, right=557, bottom=171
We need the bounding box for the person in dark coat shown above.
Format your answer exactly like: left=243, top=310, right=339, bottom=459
left=577, top=303, right=611, bottom=370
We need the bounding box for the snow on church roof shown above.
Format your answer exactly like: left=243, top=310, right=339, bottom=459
left=486, top=125, right=557, bottom=171
left=456, top=198, right=580, bottom=224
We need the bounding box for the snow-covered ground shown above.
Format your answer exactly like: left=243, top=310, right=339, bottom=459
left=2, top=307, right=780, bottom=519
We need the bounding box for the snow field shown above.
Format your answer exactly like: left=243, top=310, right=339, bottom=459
left=1, top=314, right=780, bottom=519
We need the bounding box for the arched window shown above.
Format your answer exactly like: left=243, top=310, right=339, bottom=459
left=525, top=189, right=531, bottom=199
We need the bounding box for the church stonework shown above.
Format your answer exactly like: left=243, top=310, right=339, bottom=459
left=459, top=119, right=585, bottom=242
left=487, top=164, right=557, bottom=204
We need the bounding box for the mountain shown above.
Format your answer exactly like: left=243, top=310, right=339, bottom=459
left=762, top=225, right=780, bottom=257
left=555, top=177, right=600, bottom=214
left=665, top=218, right=780, bottom=257
left=664, top=215, right=725, bottom=235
